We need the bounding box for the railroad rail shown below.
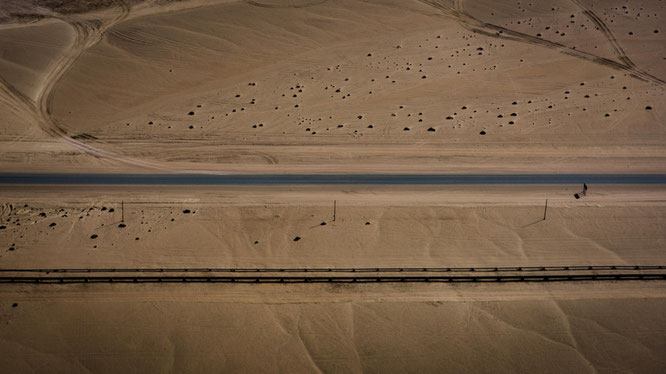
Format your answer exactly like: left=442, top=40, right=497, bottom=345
left=1, top=265, right=664, bottom=284
left=1, top=265, right=664, bottom=274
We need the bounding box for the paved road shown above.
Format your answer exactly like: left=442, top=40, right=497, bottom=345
left=1, top=173, right=666, bottom=185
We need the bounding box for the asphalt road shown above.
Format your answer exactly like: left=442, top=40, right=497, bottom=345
left=1, top=173, right=666, bottom=185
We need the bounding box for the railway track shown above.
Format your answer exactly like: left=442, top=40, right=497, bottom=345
left=1, top=266, right=665, bottom=284
left=1, top=265, right=664, bottom=274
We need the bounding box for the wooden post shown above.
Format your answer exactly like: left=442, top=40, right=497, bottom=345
left=333, top=200, right=337, bottom=222
left=543, top=199, right=548, bottom=221
left=121, top=201, right=125, bottom=222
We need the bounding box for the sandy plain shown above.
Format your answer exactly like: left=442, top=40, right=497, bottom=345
left=0, top=0, right=663, bottom=173
left=1, top=184, right=666, bottom=372
left=0, top=0, right=665, bottom=372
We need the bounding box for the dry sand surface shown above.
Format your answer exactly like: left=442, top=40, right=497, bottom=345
left=1, top=185, right=666, bottom=268
left=1, top=185, right=666, bottom=372
left=1, top=282, right=665, bottom=373
left=1, top=0, right=666, bottom=372
left=0, top=0, right=663, bottom=172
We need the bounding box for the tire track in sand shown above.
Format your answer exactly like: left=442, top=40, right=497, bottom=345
left=571, top=0, right=635, bottom=69
left=418, top=0, right=664, bottom=87
left=0, top=1, right=166, bottom=170
left=36, top=1, right=166, bottom=170
left=2, top=0, right=282, bottom=171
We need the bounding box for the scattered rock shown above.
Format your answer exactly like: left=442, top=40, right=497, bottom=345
left=49, top=222, right=56, bottom=227
left=479, top=130, right=487, bottom=135
left=188, top=112, right=195, bottom=116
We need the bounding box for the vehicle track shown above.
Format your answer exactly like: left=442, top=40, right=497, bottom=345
left=418, top=0, right=665, bottom=87
left=246, top=0, right=328, bottom=9
left=37, top=2, right=164, bottom=170
left=571, top=0, right=635, bottom=69
left=0, top=1, right=166, bottom=170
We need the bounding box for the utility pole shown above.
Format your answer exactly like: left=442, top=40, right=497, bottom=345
left=543, top=199, right=548, bottom=221
left=121, top=201, right=125, bottom=223
left=333, top=200, right=337, bottom=222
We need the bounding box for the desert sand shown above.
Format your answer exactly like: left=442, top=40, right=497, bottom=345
left=2, top=184, right=666, bottom=372
left=1, top=185, right=666, bottom=268
left=0, top=0, right=663, bottom=173
left=0, top=0, right=665, bottom=372
left=2, top=281, right=666, bottom=373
